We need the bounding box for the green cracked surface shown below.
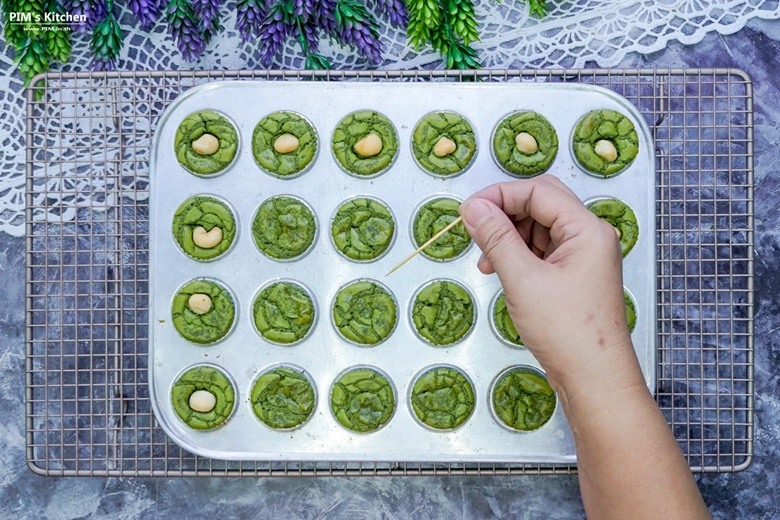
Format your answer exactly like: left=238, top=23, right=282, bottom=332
left=252, top=111, right=318, bottom=177
left=493, top=293, right=523, bottom=346
left=333, top=281, right=397, bottom=345
left=625, top=290, right=637, bottom=333
left=573, top=109, right=639, bottom=176
left=413, top=198, right=471, bottom=260
left=172, top=279, right=235, bottom=344
left=412, top=111, right=476, bottom=176
left=251, top=366, right=316, bottom=429
left=253, top=282, right=315, bottom=344
left=171, top=366, right=235, bottom=430
left=492, top=368, right=556, bottom=431
left=331, top=198, right=395, bottom=261
left=412, top=280, right=474, bottom=346
left=492, top=111, right=558, bottom=176
left=586, top=198, right=639, bottom=256
left=252, top=196, right=317, bottom=260
left=332, top=110, right=398, bottom=176
left=411, top=366, right=475, bottom=430
left=330, top=368, right=395, bottom=432
left=174, top=110, right=238, bottom=176
left=171, top=196, right=236, bottom=261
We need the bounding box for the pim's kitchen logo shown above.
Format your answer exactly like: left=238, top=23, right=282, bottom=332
left=9, top=11, right=86, bottom=25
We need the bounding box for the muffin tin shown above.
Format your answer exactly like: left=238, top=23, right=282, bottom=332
left=149, top=81, right=655, bottom=463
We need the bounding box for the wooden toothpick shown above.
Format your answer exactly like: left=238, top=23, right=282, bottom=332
left=385, top=216, right=463, bottom=276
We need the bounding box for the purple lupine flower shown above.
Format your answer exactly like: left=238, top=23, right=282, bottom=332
left=235, top=0, right=264, bottom=42
left=293, top=19, right=319, bottom=53
left=167, top=0, right=207, bottom=61
left=91, top=56, right=117, bottom=71
left=373, top=0, right=406, bottom=27
left=339, top=22, right=382, bottom=63
left=256, top=7, right=289, bottom=66
left=314, top=0, right=337, bottom=33
left=127, top=0, right=163, bottom=28
left=192, top=0, right=221, bottom=28
left=292, top=0, right=314, bottom=18
left=66, top=0, right=108, bottom=32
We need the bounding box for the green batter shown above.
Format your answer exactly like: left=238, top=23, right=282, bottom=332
left=174, top=110, right=238, bottom=176
left=573, top=109, right=639, bottom=176
left=171, top=196, right=236, bottom=261
left=625, top=290, right=637, bottom=333
left=332, top=110, right=398, bottom=176
left=412, top=111, right=477, bottom=176
left=332, top=280, right=397, bottom=345
left=412, top=198, right=471, bottom=260
left=492, top=367, right=556, bottom=431
left=331, top=198, right=395, bottom=261
left=492, top=111, right=558, bottom=176
left=251, top=366, right=316, bottom=429
left=410, top=366, right=475, bottom=430
left=493, top=292, right=523, bottom=346
left=171, top=365, right=235, bottom=430
left=253, top=281, right=315, bottom=344
left=252, top=111, right=318, bottom=177
left=412, top=280, right=474, bottom=346
left=586, top=198, right=639, bottom=256
left=172, top=279, right=235, bottom=344
left=252, top=196, right=317, bottom=260
left=330, top=368, right=395, bottom=432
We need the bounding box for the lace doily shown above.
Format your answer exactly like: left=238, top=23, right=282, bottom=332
left=4, top=0, right=779, bottom=236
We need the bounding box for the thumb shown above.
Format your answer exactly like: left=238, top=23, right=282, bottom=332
left=460, top=198, right=539, bottom=278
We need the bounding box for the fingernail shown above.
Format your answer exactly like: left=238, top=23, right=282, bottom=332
left=460, top=198, right=493, bottom=229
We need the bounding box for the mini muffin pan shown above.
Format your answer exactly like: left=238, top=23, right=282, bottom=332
left=149, top=81, right=655, bottom=463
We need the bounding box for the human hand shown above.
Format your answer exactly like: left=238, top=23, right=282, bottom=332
left=459, top=175, right=644, bottom=399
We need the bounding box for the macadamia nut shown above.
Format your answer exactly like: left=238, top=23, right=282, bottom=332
left=189, top=390, right=217, bottom=412
left=192, top=226, right=222, bottom=249
left=192, top=133, right=220, bottom=155
left=515, top=132, right=538, bottom=154
left=433, top=136, right=457, bottom=157
left=594, top=139, right=618, bottom=162
left=188, top=293, right=212, bottom=314
left=353, top=133, right=383, bottom=157
left=274, top=133, right=300, bottom=153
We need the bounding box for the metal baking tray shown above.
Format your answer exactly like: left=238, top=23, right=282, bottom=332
left=149, top=81, right=656, bottom=463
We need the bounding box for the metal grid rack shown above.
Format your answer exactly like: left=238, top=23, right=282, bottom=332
left=25, top=69, right=754, bottom=477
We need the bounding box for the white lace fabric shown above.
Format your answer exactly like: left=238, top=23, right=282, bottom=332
left=3, top=0, right=779, bottom=236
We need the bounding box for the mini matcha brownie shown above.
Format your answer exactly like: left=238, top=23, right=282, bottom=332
left=332, top=280, right=397, bottom=345
left=586, top=198, right=639, bottom=256
left=411, top=280, right=474, bottom=346
left=172, top=195, right=236, bottom=261
left=410, top=366, right=475, bottom=430
left=330, top=367, right=395, bottom=432
left=412, top=197, right=471, bottom=260
left=491, top=367, right=556, bottom=431
left=331, top=197, right=395, bottom=261
left=492, top=111, right=558, bottom=176
left=171, top=365, right=235, bottom=430
left=624, top=290, right=637, bottom=333
left=252, top=196, right=317, bottom=260
left=251, top=366, right=316, bottom=429
left=332, top=110, right=398, bottom=177
left=573, top=109, right=639, bottom=177
left=412, top=111, right=477, bottom=176
left=172, top=279, right=235, bottom=344
left=493, top=292, right=523, bottom=346
left=253, top=281, right=315, bottom=344
left=252, top=111, right=318, bottom=177
left=174, top=110, right=238, bottom=176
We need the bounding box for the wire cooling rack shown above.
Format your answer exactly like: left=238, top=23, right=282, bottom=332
left=25, top=69, right=754, bottom=477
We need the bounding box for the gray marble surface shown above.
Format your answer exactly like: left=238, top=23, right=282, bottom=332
left=2, top=20, right=780, bottom=520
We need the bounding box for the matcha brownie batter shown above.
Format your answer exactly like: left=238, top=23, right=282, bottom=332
left=252, top=111, right=318, bottom=177
left=412, top=111, right=477, bottom=176
left=330, top=368, right=395, bottom=432
left=172, top=195, right=236, bottom=261
left=492, top=111, right=558, bottom=176
left=253, top=281, right=315, bottom=344
left=174, top=110, right=238, bottom=175
left=410, top=366, right=475, bottom=430
left=625, top=290, right=637, bottom=333
left=493, top=292, right=523, bottom=346
left=412, top=197, right=472, bottom=260
left=412, top=280, right=474, bottom=346
left=171, top=365, right=235, bottom=430
left=332, top=280, right=397, bottom=345
left=332, top=110, right=398, bottom=177
left=251, top=366, right=316, bottom=429
left=252, top=196, right=317, bottom=260
left=586, top=198, right=639, bottom=256
left=573, top=109, right=639, bottom=177
left=492, top=367, right=556, bottom=431
left=331, top=198, right=395, bottom=261
left=172, top=279, right=235, bottom=344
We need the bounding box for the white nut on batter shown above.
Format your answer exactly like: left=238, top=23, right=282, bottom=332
left=192, top=133, right=220, bottom=155
left=188, top=293, right=212, bottom=314
left=433, top=136, right=457, bottom=157
left=614, top=226, right=622, bottom=238
left=189, top=390, right=217, bottom=412
left=353, top=133, right=383, bottom=157
left=192, top=226, right=222, bottom=249
left=515, top=132, right=538, bottom=154
left=274, top=133, right=300, bottom=153
left=594, top=139, right=618, bottom=162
